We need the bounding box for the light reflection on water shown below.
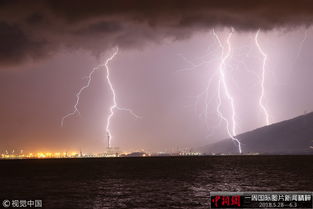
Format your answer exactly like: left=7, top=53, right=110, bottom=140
left=0, top=156, right=312, bottom=209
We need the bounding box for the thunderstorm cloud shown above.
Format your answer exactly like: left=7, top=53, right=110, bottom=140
left=0, top=0, right=313, bottom=66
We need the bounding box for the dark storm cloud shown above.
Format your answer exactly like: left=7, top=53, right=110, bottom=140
left=0, top=22, right=48, bottom=65
left=1, top=0, right=313, bottom=66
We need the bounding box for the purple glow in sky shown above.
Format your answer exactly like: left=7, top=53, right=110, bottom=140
left=1, top=1, right=313, bottom=153
left=1, top=27, right=313, bottom=153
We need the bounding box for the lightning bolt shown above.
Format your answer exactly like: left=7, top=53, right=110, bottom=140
left=62, top=47, right=140, bottom=148
left=177, top=49, right=222, bottom=136
left=213, top=28, right=242, bottom=154
left=61, top=64, right=101, bottom=127
left=105, top=47, right=141, bottom=148
left=255, top=29, right=270, bottom=126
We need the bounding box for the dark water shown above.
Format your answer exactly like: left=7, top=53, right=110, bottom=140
left=0, top=156, right=312, bottom=209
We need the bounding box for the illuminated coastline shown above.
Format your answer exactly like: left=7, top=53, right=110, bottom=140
left=0, top=149, right=204, bottom=159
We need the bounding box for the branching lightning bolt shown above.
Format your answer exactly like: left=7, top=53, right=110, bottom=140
left=61, top=64, right=100, bottom=127
left=61, top=47, right=140, bottom=148
left=105, top=47, right=141, bottom=148
left=176, top=47, right=223, bottom=138
left=255, top=29, right=270, bottom=126
left=213, top=28, right=242, bottom=153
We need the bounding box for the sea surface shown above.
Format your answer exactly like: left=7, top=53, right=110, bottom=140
left=0, top=155, right=312, bottom=209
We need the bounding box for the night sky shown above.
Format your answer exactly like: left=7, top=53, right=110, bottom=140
left=1, top=0, right=313, bottom=153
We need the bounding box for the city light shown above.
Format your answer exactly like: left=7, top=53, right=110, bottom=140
left=0, top=149, right=211, bottom=159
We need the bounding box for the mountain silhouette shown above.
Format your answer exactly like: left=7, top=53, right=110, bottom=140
left=200, top=112, right=313, bottom=154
